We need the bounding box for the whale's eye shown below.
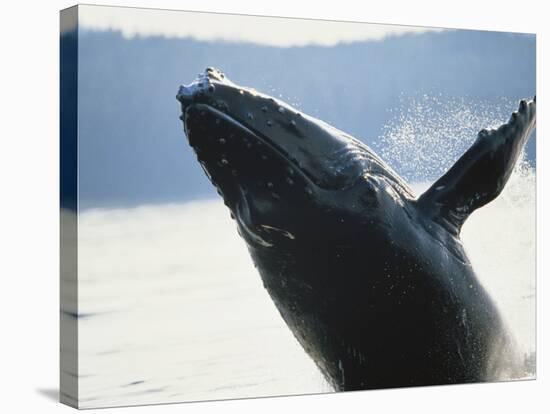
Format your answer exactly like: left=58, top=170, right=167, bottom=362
left=327, top=162, right=364, bottom=190
left=317, top=144, right=369, bottom=190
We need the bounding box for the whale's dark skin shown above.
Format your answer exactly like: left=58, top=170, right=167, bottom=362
left=176, top=68, right=536, bottom=391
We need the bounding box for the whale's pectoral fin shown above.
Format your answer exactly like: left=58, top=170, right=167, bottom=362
left=417, top=97, right=536, bottom=235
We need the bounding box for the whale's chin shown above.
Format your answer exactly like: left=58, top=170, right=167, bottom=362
left=182, top=106, right=312, bottom=253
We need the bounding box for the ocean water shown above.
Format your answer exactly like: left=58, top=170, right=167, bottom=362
left=76, top=201, right=333, bottom=408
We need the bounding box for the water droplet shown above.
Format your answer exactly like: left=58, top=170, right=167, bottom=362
left=246, top=142, right=252, bottom=149
left=261, top=106, right=268, bottom=113
left=278, top=106, right=285, bottom=114
left=286, top=177, right=294, bottom=186
left=215, top=119, right=221, bottom=124
left=290, top=120, right=297, bottom=127
left=261, top=155, right=268, bottom=161
left=287, top=167, right=294, bottom=176
left=267, top=182, right=274, bottom=189
left=305, top=187, right=313, bottom=196
left=218, top=138, right=226, bottom=144
left=231, top=169, right=238, bottom=176
left=239, top=90, right=244, bottom=95
left=271, top=192, right=280, bottom=200
left=267, top=120, right=273, bottom=127
left=208, top=84, right=215, bottom=93
left=247, top=112, right=254, bottom=120
left=230, top=212, right=235, bottom=220
left=221, top=158, right=229, bottom=165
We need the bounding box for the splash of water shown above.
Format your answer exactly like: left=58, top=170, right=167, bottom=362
left=377, top=94, right=519, bottom=183
left=381, top=94, right=536, bottom=378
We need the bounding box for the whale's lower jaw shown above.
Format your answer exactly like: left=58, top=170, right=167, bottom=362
left=183, top=102, right=320, bottom=249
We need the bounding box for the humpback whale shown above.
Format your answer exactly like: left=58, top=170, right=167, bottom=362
left=176, top=68, right=536, bottom=390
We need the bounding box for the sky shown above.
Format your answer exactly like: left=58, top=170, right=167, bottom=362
left=73, top=4, right=444, bottom=47
left=60, top=3, right=535, bottom=208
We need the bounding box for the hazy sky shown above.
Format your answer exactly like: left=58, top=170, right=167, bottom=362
left=74, top=4, right=444, bottom=47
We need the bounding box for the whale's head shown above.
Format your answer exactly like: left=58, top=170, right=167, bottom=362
left=177, top=68, right=409, bottom=249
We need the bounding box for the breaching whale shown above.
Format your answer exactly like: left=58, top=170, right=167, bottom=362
left=176, top=68, right=536, bottom=390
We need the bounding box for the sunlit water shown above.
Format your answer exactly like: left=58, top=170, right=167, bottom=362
left=77, top=201, right=333, bottom=408
left=75, top=97, right=535, bottom=408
